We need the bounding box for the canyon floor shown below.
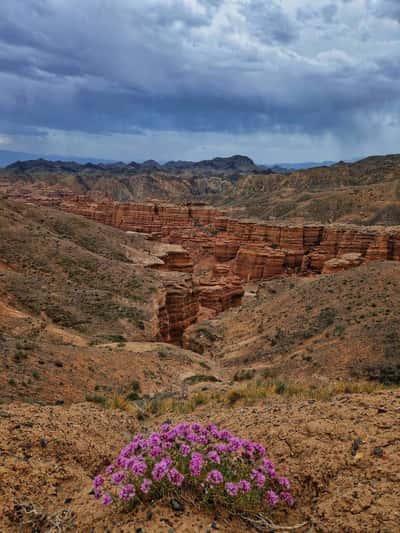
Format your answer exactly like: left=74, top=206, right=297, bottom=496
left=1, top=163, right=400, bottom=531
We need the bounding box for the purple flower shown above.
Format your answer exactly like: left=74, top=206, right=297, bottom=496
left=189, top=452, right=204, bottom=476
left=262, top=458, right=276, bottom=478
left=118, top=485, right=136, bottom=501
left=218, top=430, right=233, bottom=441
left=179, top=443, right=191, bottom=456
left=215, top=443, right=228, bottom=454
left=207, top=451, right=221, bottom=464
left=280, top=492, right=294, bottom=506
left=168, top=468, right=185, bottom=487
left=266, top=490, right=279, bottom=506
left=119, top=484, right=135, bottom=501
left=102, top=493, right=113, bottom=506
left=140, top=478, right=152, bottom=494
left=191, top=422, right=202, bottom=433
left=111, top=471, right=125, bottom=484
left=278, top=476, right=290, bottom=489
left=149, top=446, right=163, bottom=458
left=227, top=437, right=243, bottom=452
left=93, top=488, right=102, bottom=500
left=225, top=482, right=239, bottom=497
left=147, top=432, right=161, bottom=447
left=206, top=423, right=219, bottom=434
left=206, top=470, right=224, bottom=485
left=105, top=464, right=115, bottom=476
left=93, top=475, right=104, bottom=488
left=130, top=459, right=148, bottom=477
left=251, top=469, right=266, bottom=488
left=175, top=422, right=190, bottom=437
left=254, top=443, right=266, bottom=457
left=152, top=457, right=171, bottom=481
left=237, top=480, right=251, bottom=494
left=165, top=429, right=178, bottom=441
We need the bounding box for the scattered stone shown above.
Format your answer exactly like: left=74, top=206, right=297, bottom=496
left=351, top=437, right=363, bottom=456
left=170, top=499, right=185, bottom=513
left=372, top=447, right=384, bottom=457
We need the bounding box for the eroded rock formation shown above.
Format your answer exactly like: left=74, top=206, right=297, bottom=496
left=6, top=189, right=400, bottom=343
left=157, top=272, right=199, bottom=344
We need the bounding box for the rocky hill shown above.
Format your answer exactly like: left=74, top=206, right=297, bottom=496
left=206, top=154, right=400, bottom=225
left=184, top=262, right=400, bottom=385
left=2, top=153, right=400, bottom=224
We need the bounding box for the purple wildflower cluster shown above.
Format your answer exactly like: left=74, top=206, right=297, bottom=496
left=93, top=422, right=294, bottom=512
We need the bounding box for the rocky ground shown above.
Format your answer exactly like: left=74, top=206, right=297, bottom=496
left=0, top=390, right=399, bottom=532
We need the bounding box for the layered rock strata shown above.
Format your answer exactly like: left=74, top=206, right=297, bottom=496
left=12, top=192, right=400, bottom=282
left=157, top=272, right=199, bottom=344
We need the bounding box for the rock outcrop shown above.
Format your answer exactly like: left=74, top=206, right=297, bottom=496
left=6, top=190, right=400, bottom=307
left=158, top=272, right=199, bottom=344
left=197, top=275, right=244, bottom=313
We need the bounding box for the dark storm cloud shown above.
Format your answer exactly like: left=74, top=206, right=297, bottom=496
left=374, top=0, right=400, bottom=21
left=0, top=0, right=399, bottom=147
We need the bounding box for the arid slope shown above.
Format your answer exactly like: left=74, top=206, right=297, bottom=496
left=185, top=262, right=400, bottom=384
left=0, top=200, right=213, bottom=403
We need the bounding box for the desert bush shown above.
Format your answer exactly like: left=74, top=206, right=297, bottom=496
left=93, top=422, right=294, bottom=517
left=183, top=374, right=220, bottom=385
left=110, top=394, right=138, bottom=413
left=85, top=394, right=107, bottom=406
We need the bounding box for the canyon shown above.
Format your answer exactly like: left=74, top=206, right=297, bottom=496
left=4, top=187, right=400, bottom=347
left=1, top=177, right=400, bottom=533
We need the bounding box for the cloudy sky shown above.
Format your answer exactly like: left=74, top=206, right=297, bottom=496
left=0, top=0, right=399, bottom=163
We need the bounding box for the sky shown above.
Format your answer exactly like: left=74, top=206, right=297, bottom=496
left=0, top=0, right=399, bottom=163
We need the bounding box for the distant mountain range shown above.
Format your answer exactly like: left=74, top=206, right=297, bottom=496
left=3, top=154, right=261, bottom=176
left=0, top=148, right=347, bottom=173
left=267, top=160, right=337, bottom=170
left=0, top=150, right=115, bottom=168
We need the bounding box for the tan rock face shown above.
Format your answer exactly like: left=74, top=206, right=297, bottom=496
left=233, top=244, right=286, bottom=280
left=322, top=253, right=363, bottom=274
left=197, top=275, right=244, bottom=313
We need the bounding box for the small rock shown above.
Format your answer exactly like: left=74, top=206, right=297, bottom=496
left=351, top=438, right=363, bottom=456
left=372, top=447, right=384, bottom=457
left=377, top=407, right=387, bottom=414
left=64, top=497, right=72, bottom=504
left=146, top=510, right=153, bottom=521
left=40, top=438, right=48, bottom=448
left=170, top=498, right=185, bottom=512
left=55, top=400, right=64, bottom=405
left=135, top=528, right=144, bottom=533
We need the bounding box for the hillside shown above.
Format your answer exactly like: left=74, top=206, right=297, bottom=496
left=0, top=200, right=216, bottom=403
left=2, top=153, right=400, bottom=224
left=206, top=154, right=400, bottom=225
left=184, top=262, right=400, bottom=385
